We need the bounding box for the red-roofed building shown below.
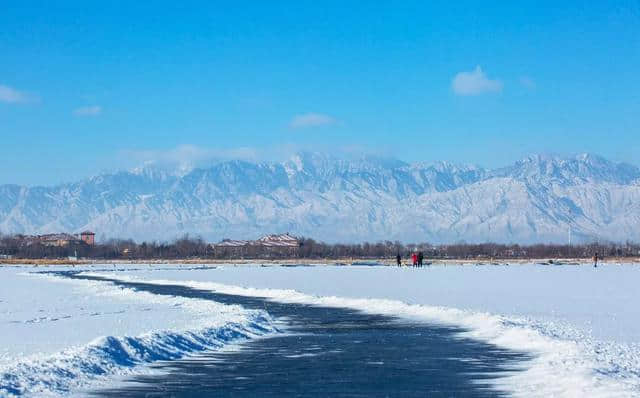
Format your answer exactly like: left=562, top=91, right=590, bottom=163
left=79, top=231, right=95, bottom=246
left=212, top=233, right=300, bottom=258
left=38, top=233, right=80, bottom=247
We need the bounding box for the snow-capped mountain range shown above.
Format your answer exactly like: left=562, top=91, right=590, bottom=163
left=1, top=153, right=639, bottom=243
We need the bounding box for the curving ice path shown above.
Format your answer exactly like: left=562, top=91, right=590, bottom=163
left=83, top=263, right=640, bottom=397
left=72, top=272, right=528, bottom=397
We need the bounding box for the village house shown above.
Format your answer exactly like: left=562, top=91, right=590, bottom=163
left=212, top=233, right=300, bottom=258
left=255, top=233, right=300, bottom=256
left=212, top=239, right=250, bottom=257
left=80, top=231, right=95, bottom=245
left=11, top=231, right=97, bottom=247
left=38, top=233, right=81, bottom=247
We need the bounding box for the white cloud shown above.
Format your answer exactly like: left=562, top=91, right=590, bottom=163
left=119, top=145, right=265, bottom=175
left=289, top=113, right=336, bottom=129
left=452, top=66, right=503, bottom=96
left=73, top=105, right=102, bottom=116
left=0, top=84, right=30, bottom=103
left=116, top=143, right=397, bottom=175
left=519, top=76, right=536, bottom=90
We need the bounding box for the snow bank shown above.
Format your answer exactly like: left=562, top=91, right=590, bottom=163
left=0, top=268, right=277, bottom=397
left=90, top=264, right=640, bottom=397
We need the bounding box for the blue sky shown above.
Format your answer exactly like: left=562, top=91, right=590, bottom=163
left=1, top=1, right=639, bottom=185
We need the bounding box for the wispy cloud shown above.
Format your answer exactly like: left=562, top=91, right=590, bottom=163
left=452, top=66, right=503, bottom=96
left=519, top=76, right=536, bottom=90
left=289, top=113, right=336, bottom=129
left=117, top=143, right=387, bottom=175
left=73, top=105, right=102, bottom=116
left=119, top=145, right=265, bottom=175
left=0, top=84, right=31, bottom=103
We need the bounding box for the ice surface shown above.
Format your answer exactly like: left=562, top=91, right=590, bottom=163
left=90, top=263, right=640, bottom=397
left=3, top=263, right=640, bottom=397
left=0, top=266, right=277, bottom=397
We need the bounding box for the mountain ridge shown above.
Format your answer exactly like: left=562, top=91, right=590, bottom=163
left=1, top=153, right=639, bottom=244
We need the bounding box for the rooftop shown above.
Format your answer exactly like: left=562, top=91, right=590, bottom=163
left=214, top=234, right=300, bottom=248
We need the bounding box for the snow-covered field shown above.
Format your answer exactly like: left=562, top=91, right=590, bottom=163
left=2, top=263, right=640, bottom=397
left=0, top=265, right=277, bottom=397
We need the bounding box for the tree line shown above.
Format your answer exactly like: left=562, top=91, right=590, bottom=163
left=1, top=233, right=639, bottom=260
left=296, top=239, right=639, bottom=259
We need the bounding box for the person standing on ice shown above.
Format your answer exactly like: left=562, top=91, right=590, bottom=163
left=593, top=252, right=599, bottom=268
left=396, top=253, right=402, bottom=267
left=418, top=251, right=424, bottom=267
left=412, top=252, right=418, bottom=267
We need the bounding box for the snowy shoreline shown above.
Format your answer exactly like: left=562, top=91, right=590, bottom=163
left=2, top=257, right=640, bottom=266
left=0, top=269, right=280, bottom=397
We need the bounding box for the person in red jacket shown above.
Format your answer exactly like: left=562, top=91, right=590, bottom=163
left=411, top=252, right=418, bottom=267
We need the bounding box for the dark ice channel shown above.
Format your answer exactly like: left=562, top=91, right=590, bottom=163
left=57, top=271, right=529, bottom=397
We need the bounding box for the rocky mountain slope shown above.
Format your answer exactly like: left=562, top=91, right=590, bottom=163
left=1, top=153, right=639, bottom=243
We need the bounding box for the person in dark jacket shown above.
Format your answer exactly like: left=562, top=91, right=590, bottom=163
left=396, top=253, right=402, bottom=267
left=418, top=252, right=424, bottom=267
left=593, top=252, right=599, bottom=268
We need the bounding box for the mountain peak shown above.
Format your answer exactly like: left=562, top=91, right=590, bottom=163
left=2, top=153, right=639, bottom=243
left=495, top=153, right=640, bottom=185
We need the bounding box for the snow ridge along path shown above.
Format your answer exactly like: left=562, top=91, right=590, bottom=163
left=89, top=268, right=640, bottom=398
left=0, top=270, right=279, bottom=397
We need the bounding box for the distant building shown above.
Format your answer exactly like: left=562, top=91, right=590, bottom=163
left=212, top=239, right=250, bottom=257
left=10, top=231, right=97, bottom=247
left=215, top=239, right=250, bottom=247
left=255, top=234, right=300, bottom=256
left=256, top=234, right=300, bottom=248
left=38, top=233, right=80, bottom=247
left=212, top=233, right=300, bottom=258
left=80, top=231, right=95, bottom=245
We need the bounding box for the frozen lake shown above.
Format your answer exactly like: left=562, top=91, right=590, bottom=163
left=77, top=273, right=527, bottom=397
left=1, top=263, right=639, bottom=397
